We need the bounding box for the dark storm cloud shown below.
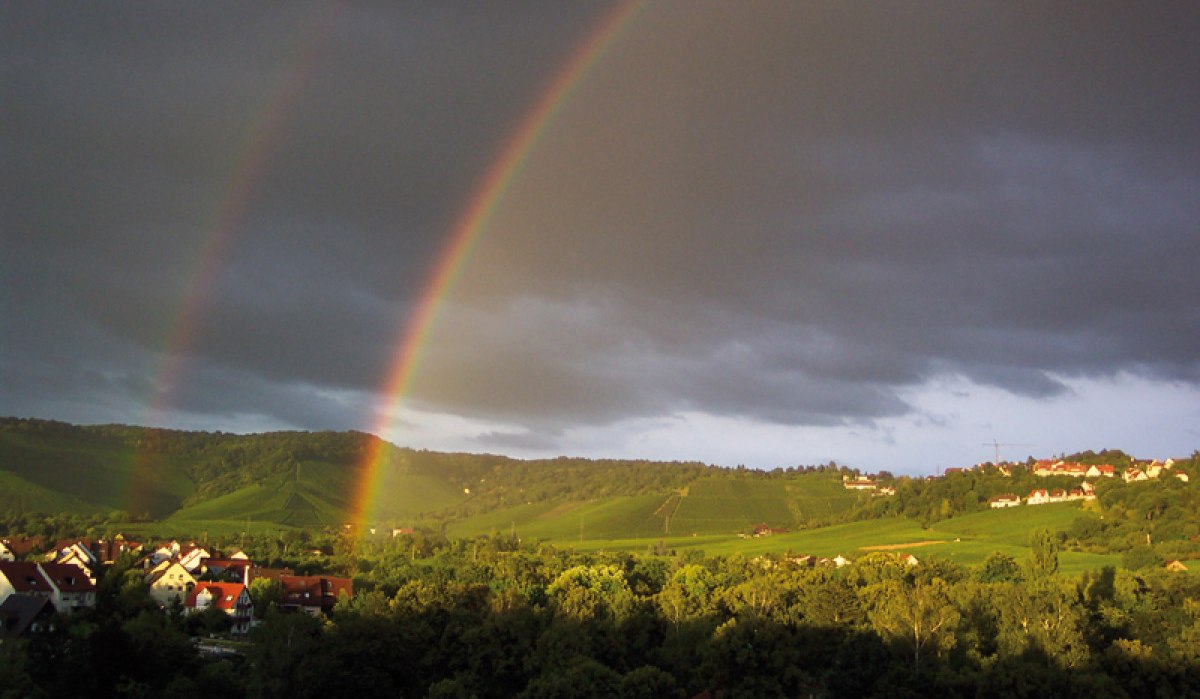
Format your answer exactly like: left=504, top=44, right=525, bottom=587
left=1, top=2, right=610, bottom=428
left=416, top=2, right=1200, bottom=435
left=3, top=2, right=1198, bottom=452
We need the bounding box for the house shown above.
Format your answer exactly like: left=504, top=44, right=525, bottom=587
left=988, top=494, right=1022, bottom=508
left=96, top=535, right=143, bottom=564
left=148, top=541, right=182, bottom=567
left=1026, top=489, right=1052, bottom=506
left=1123, top=468, right=1149, bottom=483
left=46, top=539, right=98, bottom=581
left=1164, top=560, right=1189, bottom=572
left=0, top=561, right=94, bottom=613
left=197, top=557, right=251, bottom=584
left=145, top=559, right=197, bottom=609
left=1176, top=472, right=1190, bottom=483
left=392, top=528, right=414, bottom=537
left=842, top=478, right=877, bottom=490
left=0, top=594, right=56, bottom=638
left=178, top=545, right=211, bottom=573
left=1034, top=461, right=1089, bottom=478
left=0, top=536, right=45, bottom=561
left=1086, top=464, right=1116, bottom=478
left=752, top=524, right=787, bottom=537
left=186, top=582, right=254, bottom=634
left=228, top=550, right=250, bottom=561
left=0, top=562, right=54, bottom=607
left=901, top=554, right=919, bottom=567
left=278, top=575, right=353, bottom=616
left=38, top=562, right=95, bottom=612
left=874, top=486, right=896, bottom=496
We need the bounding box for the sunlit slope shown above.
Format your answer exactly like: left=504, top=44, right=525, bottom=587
left=566, top=502, right=1119, bottom=575
left=449, top=473, right=863, bottom=540
left=668, top=474, right=860, bottom=535
left=371, top=461, right=468, bottom=521
left=0, top=424, right=193, bottom=516
left=448, top=494, right=670, bottom=540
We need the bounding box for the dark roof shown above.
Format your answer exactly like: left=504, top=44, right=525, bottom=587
left=0, top=595, right=56, bottom=638
left=39, top=562, right=95, bottom=592
left=0, top=562, right=52, bottom=593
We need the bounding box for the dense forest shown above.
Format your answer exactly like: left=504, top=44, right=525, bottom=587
left=3, top=531, right=1199, bottom=698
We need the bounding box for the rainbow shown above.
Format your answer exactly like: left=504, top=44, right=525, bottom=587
left=352, top=1, right=643, bottom=524
left=125, top=7, right=335, bottom=514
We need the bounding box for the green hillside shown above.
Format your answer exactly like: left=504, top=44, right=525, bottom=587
left=2, top=418, right=1191, bottom=578
left=0, top=469, right=106, bottom=516
left=447, top=494, right=670, bottom=540
left=668, top=473, right=860, bottom=534
left=0, top=420, right=194, bottom=516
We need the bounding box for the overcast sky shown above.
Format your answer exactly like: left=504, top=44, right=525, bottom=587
left=4, top=2, right=1198, bottom=474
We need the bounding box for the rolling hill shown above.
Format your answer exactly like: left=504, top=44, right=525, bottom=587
left=3, top=417, right=1193, bottom=575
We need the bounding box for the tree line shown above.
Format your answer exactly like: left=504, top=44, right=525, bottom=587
left=3, top=530, right=1198, bottom=698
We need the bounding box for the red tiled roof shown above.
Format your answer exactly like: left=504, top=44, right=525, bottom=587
left=0, top=562, right=52, bottom=593
left=186, top=582, right=247, bottom=611
left=39, top=562, right=95, bottom=592
left=279, top=575, right=353, bottom=609
left=1, top=536, right=45, bottom=558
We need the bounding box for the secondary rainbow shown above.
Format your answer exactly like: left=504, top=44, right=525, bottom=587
left=125, top=8, right=334, bottom=514
left=352, top=1, right=643, bottom=524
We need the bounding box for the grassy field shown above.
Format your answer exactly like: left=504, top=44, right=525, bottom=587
left=526, top=502, right=1121, bottom=575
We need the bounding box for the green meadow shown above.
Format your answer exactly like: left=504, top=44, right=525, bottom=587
left=516, top=502, right=1121, bottom=575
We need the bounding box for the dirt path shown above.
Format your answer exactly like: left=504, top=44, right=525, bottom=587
left=860, top=540, right=948, bottom=551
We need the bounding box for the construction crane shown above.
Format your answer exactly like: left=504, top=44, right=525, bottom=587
left=982, top=439, right=1032, bottom=465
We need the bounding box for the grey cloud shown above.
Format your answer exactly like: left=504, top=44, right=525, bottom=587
left=3, top=2, right=1198, bottom=455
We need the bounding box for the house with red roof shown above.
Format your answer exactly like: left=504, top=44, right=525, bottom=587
left=988, top=494, right=1022, bottom=508
left=279, top=575, right=353, bottom=617
left=186, top=582, right=253, bottom=634
left=39, top=562, right=96, bottom=612
left=0, top=561, right=95, bottom=613
left=1123, top=467, right=1150, bottom=483
left=46, top=539, right=98, bottom=582
left=1026, top=489, right=1052, bottom=505
left=0, top=561, right=55, bottom=607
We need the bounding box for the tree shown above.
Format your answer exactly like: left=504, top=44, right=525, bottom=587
left=866, top=579, right=960, bottom=672
left=546, top=565, right=632, bottom=622
left=978, top=552, right=1023, bottom=584
left=1028, top=528, right=1059, bottom=580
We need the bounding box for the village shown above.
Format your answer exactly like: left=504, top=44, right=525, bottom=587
left=838, top=457, right=1188, bottom=510
left=0, top=533, right=351, bottom=640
